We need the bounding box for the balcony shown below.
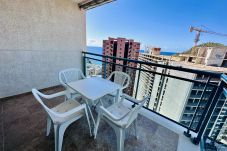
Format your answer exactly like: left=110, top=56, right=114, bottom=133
left=1, top=86, right=199, bottom=151
left=0, top=49, right=226, bottom=151
left=0, top=51, right=226, bottom=151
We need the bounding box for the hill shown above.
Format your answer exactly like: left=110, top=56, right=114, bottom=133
left=182, top=42, right=225, bottom=55
left=174, top=42, right=225, bottom=56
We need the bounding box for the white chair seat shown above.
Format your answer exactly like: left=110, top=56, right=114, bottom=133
left=52, top=100, right=84, bottom=124
left=105, top=102, right=131, bottom=126
left=107, top=102, right=130, bottom=118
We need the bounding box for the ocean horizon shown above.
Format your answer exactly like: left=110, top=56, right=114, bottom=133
left=87, top=46, right=176, bottom=56
left=86, top=46, right=176, bottom=65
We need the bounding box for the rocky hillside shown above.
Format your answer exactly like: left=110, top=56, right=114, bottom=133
left=181, top=42, right=225, bottom=55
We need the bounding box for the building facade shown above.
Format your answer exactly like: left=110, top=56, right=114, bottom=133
left=134, top=49, right=227, bottom=143
left=133, top=48, right=170, bottom=107
left=102, top=37, right=140, bottom=96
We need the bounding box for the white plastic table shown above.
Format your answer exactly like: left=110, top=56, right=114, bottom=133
left=66, top=77, right=121, bottom=126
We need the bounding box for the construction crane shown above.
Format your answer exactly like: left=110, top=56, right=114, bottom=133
left=189, top=26, right=227, bottom=46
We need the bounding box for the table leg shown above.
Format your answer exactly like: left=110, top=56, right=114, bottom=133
left=115, top=89, right=121, bottom=103
left=84, top=99, right=96, bottom=127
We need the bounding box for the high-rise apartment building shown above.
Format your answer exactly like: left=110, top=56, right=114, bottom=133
left=134, top=47, right=227, bottom=143
left=102, top=37, right=140, bottom=96
left=133, top=48, right=170, bottom=107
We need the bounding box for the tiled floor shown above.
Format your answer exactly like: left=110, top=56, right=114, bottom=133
left=0, top=86, right=179, bottom=151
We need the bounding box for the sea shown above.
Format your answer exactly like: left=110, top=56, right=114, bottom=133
left=87, top=46, right=176, bottom=56
left=86, top=46, right=176, bottom=65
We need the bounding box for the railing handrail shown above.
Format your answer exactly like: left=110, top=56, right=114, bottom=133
left=82, top=51, right=222, bottom=78
left=84, top=55, right=217, bottom=86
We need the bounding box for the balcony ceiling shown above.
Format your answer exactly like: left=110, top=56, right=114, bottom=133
left=78, top=0, right=115, bottom=10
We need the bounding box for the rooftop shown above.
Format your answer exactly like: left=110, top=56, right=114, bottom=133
left=170, top=61, right=227, bottom=73
left=140, top=53, right=227, bottom=73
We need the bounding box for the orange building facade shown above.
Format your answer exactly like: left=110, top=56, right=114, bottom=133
left=102, top=37, right=140, bottom=96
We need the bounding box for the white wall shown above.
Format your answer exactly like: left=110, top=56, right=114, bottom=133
left=0, top=0, right=86, bottom=98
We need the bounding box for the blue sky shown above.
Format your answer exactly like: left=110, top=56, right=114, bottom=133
left=86, top=0, right=227, bottom=52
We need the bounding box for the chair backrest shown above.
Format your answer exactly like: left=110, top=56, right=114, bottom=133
left=107, top=71, right=130, bottom=89
left=125, top=96, right=149, bottom=127
left=59, top=68, right=85, bottom=87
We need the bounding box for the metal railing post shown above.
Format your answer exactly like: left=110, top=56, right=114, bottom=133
left=104, top=57, right=107, bottom=78
left=135, top=63, right=142, bottom=99
left=192, top=78, right=225, bottom=145
left=83, top=53, right=86, bottom=76
left=184, top=76, right=211, bottom=137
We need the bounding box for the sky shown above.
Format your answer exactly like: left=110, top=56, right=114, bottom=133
left=86, top=0, right=227, bottom=52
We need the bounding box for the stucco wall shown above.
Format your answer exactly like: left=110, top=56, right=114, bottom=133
left=0, top=0, right=86, bottom=98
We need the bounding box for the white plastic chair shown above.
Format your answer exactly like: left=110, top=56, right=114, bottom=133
left=59, top=68, right=85, bottom=99
left=94, top=94, right=148, bottom=151
left=106, top=71, right=130, bottom=103
left=32, top=89, right=92, bottom=151
left=107, top=71, right=130, bottom=91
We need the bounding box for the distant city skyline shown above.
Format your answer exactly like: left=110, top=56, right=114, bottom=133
left=86, top=0, right=227, bottom=52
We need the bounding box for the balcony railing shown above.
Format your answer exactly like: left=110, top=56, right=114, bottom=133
left=200, top=74, right=227, bottom=150
left=82, top=51, right=226, bottom=146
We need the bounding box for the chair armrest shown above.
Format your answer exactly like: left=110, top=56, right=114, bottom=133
left=121, top=94, right=143, bottom=104
left=100, top=106, right=131, bottom=121
left=54, top=103, right=86, bottom=118
left=33, top=89, right=67, bottom=99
